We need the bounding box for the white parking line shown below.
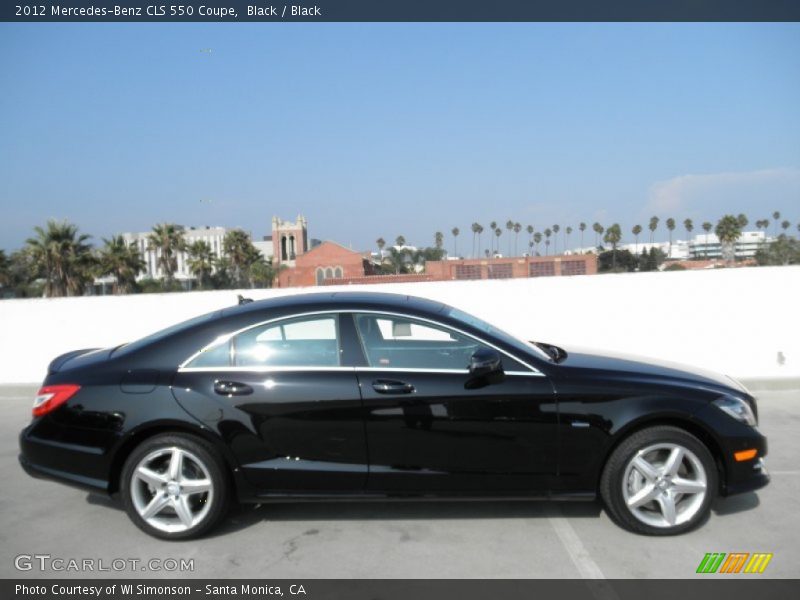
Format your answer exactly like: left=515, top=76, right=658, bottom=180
left=548, top=507, right=620, bottom=600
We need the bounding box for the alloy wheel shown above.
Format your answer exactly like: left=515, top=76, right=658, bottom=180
left=621, top=442, right=708, bottom=528
left=129, top=446, right=214, bottom=534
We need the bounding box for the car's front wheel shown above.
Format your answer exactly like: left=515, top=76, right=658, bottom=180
left=121, top=433, right=229, bottom=540
left=600, top=425, right=717, bottom=535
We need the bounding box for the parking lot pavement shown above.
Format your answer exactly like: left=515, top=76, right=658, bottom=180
left=1, top=384, right=797, bottom=579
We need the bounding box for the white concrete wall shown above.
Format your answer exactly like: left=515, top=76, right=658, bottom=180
left=1, top=266, right=798, bottom=385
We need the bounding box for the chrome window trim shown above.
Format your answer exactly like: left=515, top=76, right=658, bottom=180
left=178, top=309, right=544, bottom=376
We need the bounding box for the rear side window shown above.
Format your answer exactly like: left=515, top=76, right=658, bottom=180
left=184, top=315, right=340, bottom=369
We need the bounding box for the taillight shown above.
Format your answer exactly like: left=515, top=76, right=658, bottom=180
left=32, top=384, right=81, bottom=417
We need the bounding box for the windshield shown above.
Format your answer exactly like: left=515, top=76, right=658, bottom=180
left=446, top=307, right=552, bottom=362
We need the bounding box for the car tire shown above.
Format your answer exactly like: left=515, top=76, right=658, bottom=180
left=600, top=425, right=717, bottom=535
left=121, top=433, right=230, bottom=540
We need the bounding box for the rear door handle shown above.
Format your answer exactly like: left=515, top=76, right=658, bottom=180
left=372, top=379, right=415, bottom=394
left=214, top=380, right=253, bottom=396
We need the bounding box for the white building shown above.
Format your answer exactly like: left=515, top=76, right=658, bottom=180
left=689, top=230, right=769, bottom=259
left=118, top=226, right=229, bottom=284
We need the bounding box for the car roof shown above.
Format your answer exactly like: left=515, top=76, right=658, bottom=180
left=220, top=291, right=448, bottom=318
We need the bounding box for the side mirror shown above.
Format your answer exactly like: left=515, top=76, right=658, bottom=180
left=468, top=347, right=503, bottom=377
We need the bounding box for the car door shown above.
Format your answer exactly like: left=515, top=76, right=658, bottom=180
left=172, top=312, right=368, bottom=493
left=349, top=312, right=558, bottom=494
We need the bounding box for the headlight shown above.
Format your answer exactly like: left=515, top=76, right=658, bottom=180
left=713, top=396, right=757, bottom=427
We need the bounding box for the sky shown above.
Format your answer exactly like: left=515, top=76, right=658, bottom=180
left=1, top=23, right=799, bottom=254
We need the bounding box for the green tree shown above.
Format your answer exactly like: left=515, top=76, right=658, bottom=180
left=450, top=228, right=459, bottom=257
left=632, top=224, right=642, bottom=255
left=702, top=221, right=713, bottom=258
left=494, top=227, right=502, bottom=255
left=715, top=215, right=743, bottom=264
left=0, top=250, right=9, bottom=292
left=665, top=218, right=676, bottom=256
left=250, top=257, right=277, bottom=288
left=603, top=223, right=623, bottom=270
left=552, top=224, right=560, bottom=255
left=648, top=216, right=660, bottom=243
left=489, top=221, right=497, bottom=253
left=683, top=218, right=694, bottom=253
left=434, top=231, right=444, bottom=250
left=470, top=222, right=480, bottom=258
left=579, top=222, right=587, bottom=248
left=592, top=223, right=604, bottom=248
left=186, top=240, right=215, bottom=289
left=772, top=211, right=781, bottom=237
left=781, top=220, right=791, bottom=233
left=476, top=224, right=485, bottom=258
left=533, top=231, right=543, bottom=255
left=376, top=237, right=386, bottom=262
left=544, top=228, right=552, bottom=256
left=526, top=225, right=534, bottom=250
left=99, top=235, right=145, bottom=294
left=754, top=235, right=800, bottom=266
left=565, top=226, right=573, bottom=251
left=26, top=220, right=95, bottom=297
left=505, top=220, right=514, bottom=256
left=513, top=222, right=522, bottom=256
left=147, top=223, right=185, bottom=288
left=395, top=235, right=406, bottom=247
left=598, top=249, right=637, bottom=273
left=737, top=213, right=749, bottom=230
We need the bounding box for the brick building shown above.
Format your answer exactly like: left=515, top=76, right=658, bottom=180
left=424, top=255, right=597, bottom=280
left=277, top=241, right=375, bottom=288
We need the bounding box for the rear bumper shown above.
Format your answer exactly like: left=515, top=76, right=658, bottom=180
left=18, top=427, right=109, bottom=494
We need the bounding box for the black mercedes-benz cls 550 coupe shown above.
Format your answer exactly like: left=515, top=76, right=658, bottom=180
left=19, top=292, right=768, bottom=539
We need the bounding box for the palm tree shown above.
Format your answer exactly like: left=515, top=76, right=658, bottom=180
left=533, top=232, right=542, bottom=255
left=376, top=237, right=386, bottom=263
left=715, top=215, right=743, bottom=264
left=648, top=216, right=660, bottom=243
left=489, top=221, right=497, bottom=253
left=526, top=225, right=534, bottom=250
left=434, top=231, right=444, bottom=250
left=737, top=213, right=749, bottom=230
left=147, top=223, right=185, bottom=288
left=781, top=220, right=791, bottom=234
left=494, top=227, right=502, bottom=255
left=476, top=224, right=485, bottom=257
left=513, top=222, right=522, bottom=256
left=223, top=229, right=257, bottom=287
left=470, top=223, right=479, bottom=257
left=0, top=249, right=9, bottom=290
left=579, top=222, right=587, bottom=249
left=683, top=218, right=694, bottom=253
left=592, top=223, right=604, bottom=248
left=565, top=226, right=573, bottom=252
left=592, top=222, right=602, bottom=247
left=702, top=221, right=712, bottom=259
left=552, top=225, right=560, bottom=255
left=603, top=223, right=622, bottom=271
left=395, top=235, right=406, bottom=248
left=505, top=220, right=514, bottom=256
left=632, top=224, right=642, bottom=255
left=544, top=228, right=552, bottom=256
left=186, top=240, right=215, bottom=289
left=99, top=235, right=145, bottom=294
left=665, top=218, right=676, bottom=257
left=451, top=228, right=459, bottom=257
left=26, top=220, right=94, bottom=297
left=772, top=211, right=781, bottom=237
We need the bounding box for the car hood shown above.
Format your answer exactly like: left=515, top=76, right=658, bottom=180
left=555, top=346, right=748, bottom=395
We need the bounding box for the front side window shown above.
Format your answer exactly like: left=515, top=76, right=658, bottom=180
left=185, top=315, right=340, bottom=368
left=353, top=313, right=525, bottom=371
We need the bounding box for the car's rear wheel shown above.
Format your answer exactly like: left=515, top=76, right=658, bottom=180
left=121, top=433, right=229, bottom=540
left=600, top=426, right=717, bottom=535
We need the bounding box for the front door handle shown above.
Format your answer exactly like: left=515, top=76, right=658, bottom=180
left=372, top=379, right=415, bottom=394
left=214, top=380, right=253, bottom=396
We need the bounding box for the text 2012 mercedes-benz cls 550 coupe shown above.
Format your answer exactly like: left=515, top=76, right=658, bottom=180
left=19, top=292, right=768, bottom=539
